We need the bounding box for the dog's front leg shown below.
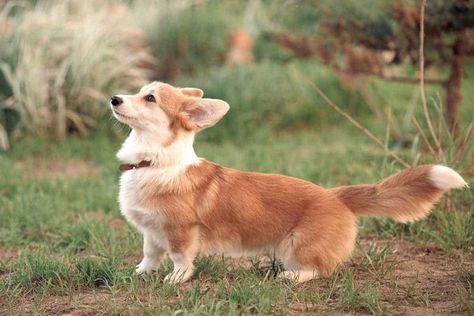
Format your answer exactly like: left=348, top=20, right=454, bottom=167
left=136, top=231, right=165, bottom=275
left=163, top=227, right=200, bottom=284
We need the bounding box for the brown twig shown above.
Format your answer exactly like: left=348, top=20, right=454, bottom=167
left=294, top=69, right=411, bottom=169
left=453, top=119, right=474, bottom=163
left=356, top=79, right=410, bottom=142
left=411, top=116, right=437, bottom=157
left=354, top=80, right=386, bottom=123
left=419, top=0, right=445, bottom=163
left=374, top=74, right=445, bottom=85
left=333, top=67, right=446, bottom=86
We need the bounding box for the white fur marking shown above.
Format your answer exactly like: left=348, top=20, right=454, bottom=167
left=278, top=270, right=319, bottom=283
left=429, top=165, right=467, bottom=190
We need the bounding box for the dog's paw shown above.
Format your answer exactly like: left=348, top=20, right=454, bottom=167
left=135, top=259, right=156, bottom=275
left=164, top=269, right=193, bottom=284
left=277, top=270, right=318, bottom=283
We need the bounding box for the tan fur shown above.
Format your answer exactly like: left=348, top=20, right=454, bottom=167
left=137, top=161, right=358, bottom=277
left=330, top=165, right=442, bottom=223
left=111, top=82, right=466, bottom=283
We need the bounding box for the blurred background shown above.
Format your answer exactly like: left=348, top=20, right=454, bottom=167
left=0, top=1, right=473, bottom=314
left=0, top=0, right=472, bottom=152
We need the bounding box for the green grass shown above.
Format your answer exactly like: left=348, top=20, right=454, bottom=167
left=0, top=119, right=472, bottom=314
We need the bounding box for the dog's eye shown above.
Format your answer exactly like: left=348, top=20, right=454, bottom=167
left=145, top=94, right=155, bottom=103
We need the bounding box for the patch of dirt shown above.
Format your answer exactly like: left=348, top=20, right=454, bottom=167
left=7, top=291, right=111, bottom=316
left=0, top=246, right=21, bottom=263
left=353, top=237, right=473, bottom=314
left=14, top=157, right=101, bottom=180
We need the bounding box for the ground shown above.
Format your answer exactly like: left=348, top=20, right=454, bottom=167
left=0, top=126, right=473, bottom=315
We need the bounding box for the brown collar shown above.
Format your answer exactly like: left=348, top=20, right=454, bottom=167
left=119, top=160, right=152, bottom=172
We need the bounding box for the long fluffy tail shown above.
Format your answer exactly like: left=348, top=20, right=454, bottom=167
left=330, top=165, right=467, bottom=223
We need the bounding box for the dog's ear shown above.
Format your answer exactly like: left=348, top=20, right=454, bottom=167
left=180, top=98, right=229, bottom=130
left=180, top=87, right=204, bottom=98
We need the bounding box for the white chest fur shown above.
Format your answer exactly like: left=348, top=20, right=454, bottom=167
left=117, top=130, right=199, bottom=216
left=118, top=162, right=202, bottom=236
left=117, top=130, right=201, bottom=251
left=119, top=170, right=158, bottom=228
left=119, top=169, right=172, bottom=250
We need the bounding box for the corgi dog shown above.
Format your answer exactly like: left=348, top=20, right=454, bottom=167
left=110, top=82, right=467, bottom=283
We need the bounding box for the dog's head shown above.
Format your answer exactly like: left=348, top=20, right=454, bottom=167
left=110, top=82, right=229, bottom=145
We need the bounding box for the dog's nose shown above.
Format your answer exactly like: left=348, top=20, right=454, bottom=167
left=110, top=96, right=123, bottom=106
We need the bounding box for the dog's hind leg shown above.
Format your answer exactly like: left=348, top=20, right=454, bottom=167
left=275, top=231, right=320, bottom=283
left=277, top=207, right=357, bottom=282
left=278, top=269, right=319, bottom=283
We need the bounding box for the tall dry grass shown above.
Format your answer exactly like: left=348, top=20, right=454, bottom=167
left=0, top=1, right=154, bottom=149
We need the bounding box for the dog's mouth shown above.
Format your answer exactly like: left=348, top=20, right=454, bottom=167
left=112, top=109, right=134, bottom=121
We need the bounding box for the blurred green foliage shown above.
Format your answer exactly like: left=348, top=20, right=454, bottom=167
left=179, top=60, right=367, bottom=143
left=141, top=0, right=242, bottom=77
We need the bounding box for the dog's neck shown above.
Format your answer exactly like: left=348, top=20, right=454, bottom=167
left=116, top=129, right=200, bottom=168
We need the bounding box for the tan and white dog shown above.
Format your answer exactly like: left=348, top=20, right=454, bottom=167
left=110, top=82, right=467, bottom=283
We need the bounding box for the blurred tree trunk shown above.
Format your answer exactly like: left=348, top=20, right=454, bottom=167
left=445, top=32, right=467, bottom=136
